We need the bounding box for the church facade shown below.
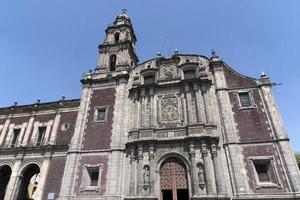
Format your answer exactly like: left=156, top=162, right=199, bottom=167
left=0, top=12, right=299, bottom=200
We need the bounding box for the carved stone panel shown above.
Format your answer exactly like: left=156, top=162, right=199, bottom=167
left=159, top=96, right=180, bottom=124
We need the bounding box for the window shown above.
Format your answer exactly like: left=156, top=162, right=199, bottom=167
left=11, top=129, right=21, bottom=147
left=114, top=32, right=120, bottom=42
left=251, top=158, right=279, bottom=188
left=239, top=92, right=251, bottom=107
left=80, top=164, right=102, bottom=192
left=36, top=126, right=46, bottom=146
left=95, top=107, right=107, bottom=123
left=109, top=54, right=117, bottom=71
left=183, top=69, right=196, bottom=79
left=89, top=170, right=99, bottom=186
left=143, top=75, right=155, bottom=85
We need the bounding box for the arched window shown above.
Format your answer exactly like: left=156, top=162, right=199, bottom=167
left=0, top=165, right=12, bottom=199
left=109, top=54, right=117, bottom=71
left=114, top=32, right=120, bottom=42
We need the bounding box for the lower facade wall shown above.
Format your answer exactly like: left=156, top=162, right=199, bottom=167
left=42, top=156, right=67, bottom=200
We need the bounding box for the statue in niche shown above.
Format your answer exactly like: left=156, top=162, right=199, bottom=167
left=197, top=163, right=206, bottom=190
left=143, top=165, right=150, bottom=191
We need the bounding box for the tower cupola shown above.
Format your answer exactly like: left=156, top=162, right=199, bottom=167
left=96, top=10, right=138, bottom=74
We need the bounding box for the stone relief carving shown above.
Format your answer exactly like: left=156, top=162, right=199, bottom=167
left=143, top=165, right=150, bottom=191
left=161, top=65, right=174, bottom=80
left=160, top=97, right=179, bottom=122
left=197, top=162, right=206, bottom=189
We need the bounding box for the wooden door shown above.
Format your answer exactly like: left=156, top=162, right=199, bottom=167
left=160, top=158, right=188, bottom=200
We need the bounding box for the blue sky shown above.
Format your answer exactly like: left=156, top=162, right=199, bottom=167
left=0, top=0, right=299, bottom=151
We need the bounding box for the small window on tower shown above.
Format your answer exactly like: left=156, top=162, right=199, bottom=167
left=251, top=158, right=279, bottom=188
left=109, top=54, right=117, bottom=71
left=114, top=32, right=120, bottom=42
left=11, top=129, right=21, bottom=148
left=80, top=164, right=102, bottom=192
left=95, top=106, right=108, bottom=123
left=238, top=92, right=251, bottom=107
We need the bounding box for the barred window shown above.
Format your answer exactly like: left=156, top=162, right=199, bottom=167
left=253, top=159, right=277, bottom=185
left=95, top=107, right=107, bottom=122
left=239, top=92, right=251, bottom=107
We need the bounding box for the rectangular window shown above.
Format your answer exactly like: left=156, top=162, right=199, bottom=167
left=239, top=92, right=251, bottom=107
left=252, top=159, right=278, bottom=187
left=89, top=170, right=99, bottom=186
left=80, top=165, right=102, bottom=192
left=36, top=126, right=46, bottom=146
left=11, top=129, right=21, bottom=147
left=95, top=107, right=107, bottom=122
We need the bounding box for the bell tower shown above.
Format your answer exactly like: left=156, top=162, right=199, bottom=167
left=96, top=10, right=138, bottom=74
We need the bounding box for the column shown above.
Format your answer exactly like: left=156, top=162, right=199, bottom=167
left=21, top=114, right=35, bottom=146
left=149, top=143, right=155, bottom=196
left=129, top=146, right=137, bottom=195
left=137, top=144, right=144, bottom=195
left=184, top=83, right=191, bottom=124
left=149, top=87, right=154, bottom=127
left=202, top=86, right=212, bottom=124
left=189, top=141, right=199, bottom=196
left=4, top=160, right=22, bottom=200
left=49, top=111, right=62, bottom=145
left=193, top=83, right=205, bottom=123
left=211, top=142, right=226, bottom=195
left=34, top=157, right=51, bottom=199
left=0, top=117, right=11, bottom=146
left=201, top=141, right=217, bottom=195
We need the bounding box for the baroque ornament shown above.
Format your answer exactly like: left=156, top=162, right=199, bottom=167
left=160, top=97, right=179, bottom=122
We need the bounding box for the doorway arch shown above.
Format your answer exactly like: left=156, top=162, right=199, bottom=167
left=0, top=165, right=12, bottom=200
left=16, top=164, right=40, bottom=200
left=160, top=158, right=189, bottom=200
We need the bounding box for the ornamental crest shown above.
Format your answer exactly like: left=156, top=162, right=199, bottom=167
left=161, top=66, right=174, bottom=80
left=160, top=97, right=179, bottom=122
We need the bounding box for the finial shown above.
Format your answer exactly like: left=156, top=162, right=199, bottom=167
left=157, top=52, right=162, bottom=57
left=261, top=70, right=267, bottom=78
left=174, top=49, right=179, bottom=54
left=61, top=95, right=65, bottom=101
left=211, top=49, right=216, bottom=56
left=37, top=98, right=41, bottom=104
left=13, top=102, right=18, bottom=107
left=121, top=9, right=127, bottom=14
left=210, top=49, right=219, bottom=61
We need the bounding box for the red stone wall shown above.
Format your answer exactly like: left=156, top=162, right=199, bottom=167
left=223, top=65, right=256, bottom=88
left=56, top=111, right=78, bottom=145
left=75, top=155, right=108, bottom=196
left=242, top=145, right=289, bottom=193
left=228, top=89, right=273, bottom=142
left=82, top=88, right=116, bottom=150
left=43, top=156, right=67, bottom=199
left=35, top=113, right=56, bottom=122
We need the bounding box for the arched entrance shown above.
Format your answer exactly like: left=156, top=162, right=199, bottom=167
left=160, top=158, right=189, bottom=200
left=0, top=165, right=12, bottom=200
left=16, top=164, right=40, bottom=200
